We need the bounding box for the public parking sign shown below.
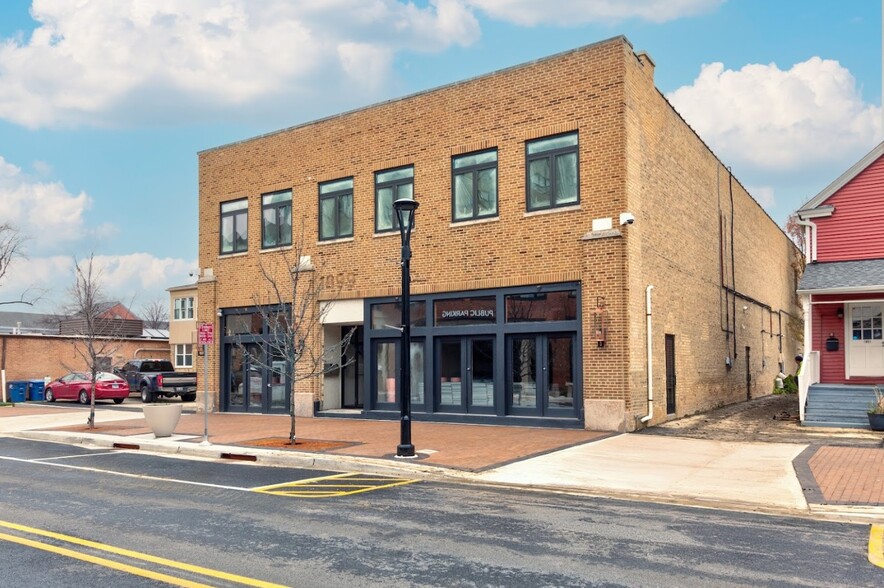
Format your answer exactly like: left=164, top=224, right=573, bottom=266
left=198, top=322, right=214, bottom=345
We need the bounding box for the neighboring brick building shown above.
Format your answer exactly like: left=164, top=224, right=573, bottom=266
left=197, top=35, right=802, bottom=430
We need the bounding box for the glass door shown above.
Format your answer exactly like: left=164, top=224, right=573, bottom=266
left=372, top=338, right=425, bottom=410
left=435, top=337, right=495, bottom=413
left=507, top=334, right=575, bottom=416
left=226, top=343, right=266, bottom=412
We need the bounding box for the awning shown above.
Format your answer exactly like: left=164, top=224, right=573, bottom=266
left=797, top=258, right=884, bottom=295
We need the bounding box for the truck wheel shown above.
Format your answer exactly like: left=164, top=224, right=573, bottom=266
left=140, top=385, right=154, bottom=404
left=181, top=393, right=197, bottom=402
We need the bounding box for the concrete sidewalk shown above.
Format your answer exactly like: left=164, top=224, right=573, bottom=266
left=2, top=403, right=882, bottom=521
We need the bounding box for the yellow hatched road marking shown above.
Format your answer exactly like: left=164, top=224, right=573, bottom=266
left=869, top=525, right=884, bottom=569
left=252, top=472, right=419, bottom=498
left=0, top=520, right=289, bottom=588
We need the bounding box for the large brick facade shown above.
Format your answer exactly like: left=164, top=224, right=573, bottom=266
left=197, top=36, right=801, bottom=430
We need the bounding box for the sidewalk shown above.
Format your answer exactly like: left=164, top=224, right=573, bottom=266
left=2, top=403, right=882, bottom=521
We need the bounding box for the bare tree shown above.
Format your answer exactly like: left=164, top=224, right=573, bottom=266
left=140, top=298, right=169, bottom=329
left=784, top=214, right=806, bottom=259
left=63, top=254, right=126, bottom=428
left=0, top=223, right=39, bottom=307
left=237, top=238, right=353, bottom=444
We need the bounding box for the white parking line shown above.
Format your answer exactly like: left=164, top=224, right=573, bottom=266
left=0, top=454, right=251, bottom=493
left=32, top=451, right=123, bottom=462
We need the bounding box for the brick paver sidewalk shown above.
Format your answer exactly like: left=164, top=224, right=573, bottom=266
left=804, top=446, right=884, bottom=506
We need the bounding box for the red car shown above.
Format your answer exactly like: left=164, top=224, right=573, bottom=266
left=44, top=372, right=129, bottom=404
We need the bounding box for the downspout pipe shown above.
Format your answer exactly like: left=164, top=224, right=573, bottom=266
left=641, top=285, right=654, bottom=423
left=795, top=215, right=816, bottom=262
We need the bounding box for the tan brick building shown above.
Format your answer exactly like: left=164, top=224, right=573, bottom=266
left=197, top=35, right=802, bottom=431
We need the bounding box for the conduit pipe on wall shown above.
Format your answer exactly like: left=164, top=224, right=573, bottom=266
left=641, top=285, right=654, bottom=423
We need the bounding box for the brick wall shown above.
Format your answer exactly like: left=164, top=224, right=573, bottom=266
left=1, top=334, right=169, bottom=386
left=196, top=35, right=801, bottom=425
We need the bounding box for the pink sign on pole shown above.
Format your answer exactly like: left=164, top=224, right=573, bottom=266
left=198, top=322, right=214, bottom=345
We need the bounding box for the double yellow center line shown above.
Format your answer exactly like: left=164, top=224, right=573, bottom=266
left=0, top=519, right=289, bottom=588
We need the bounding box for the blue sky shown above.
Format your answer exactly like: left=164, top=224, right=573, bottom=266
left=0, top=0, right=880, bottom=313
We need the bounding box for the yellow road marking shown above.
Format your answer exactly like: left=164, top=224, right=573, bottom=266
left=870, top=525, right=884, bottom=569
left=0, top=519, right=289, bottom=588
left=0, top=531, right=213, bottom=588
left=252, top=472, right=419, bottom=498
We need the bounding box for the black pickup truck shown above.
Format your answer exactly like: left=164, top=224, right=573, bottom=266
left=117, top=359, right=198, bottom=403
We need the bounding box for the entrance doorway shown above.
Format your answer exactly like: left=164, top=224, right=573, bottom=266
left=506, top=334, right=575, bottom=417
left=665, top=334, right=676, bottom=414
left=341, top=326, right=364, bottom=408
left=228, top=343, right=265, bottom=413
left=847, top=304, right=884, bottom=377
left=435, top=337, right=495, bottom=413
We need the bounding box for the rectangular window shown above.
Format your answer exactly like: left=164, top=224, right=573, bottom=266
left=434, top=296, right=496, bottom=326
left=370, top=301, right=427, bottom=329
left=505, top=290, right=577, bottom=322
left=375, top=166, right=414, bottom=233
left=261, top=190, right=292, bottom=249
left=175, top=344, right=193, bottom=368
left=319, top=178, right=354, bottom=241
left=220, top=199, right=248, bottom=254
left=526, top=132, right=579, bottom=211
left=173, top=297, right=194, bottom=320
left=452, top=150, right=498, bottom=221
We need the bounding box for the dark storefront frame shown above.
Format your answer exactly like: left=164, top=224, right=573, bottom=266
left=364, top=282, right=582, bottom=425
left=219, top=306, right=292, bottom=414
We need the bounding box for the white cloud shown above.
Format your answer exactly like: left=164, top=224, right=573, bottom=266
left=0, top=0, right=481, bottom=128
left=667, top=58, right=883, bottom=171
left=465, top=0, right=721, bottom=26
left=0, top=253, right=196, bottom=314
left=0, top=156, right=94, bottom=246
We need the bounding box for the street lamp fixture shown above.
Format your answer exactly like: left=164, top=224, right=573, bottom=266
left=393, top=197, right=419, bottom=458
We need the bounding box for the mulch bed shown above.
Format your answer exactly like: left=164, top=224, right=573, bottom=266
left=242, top=438, right=356, bottom=452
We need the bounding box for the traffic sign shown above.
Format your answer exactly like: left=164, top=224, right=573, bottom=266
left=198, top=322, right=214, bottom=345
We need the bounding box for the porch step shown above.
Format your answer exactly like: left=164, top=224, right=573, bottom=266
left=804, top=384, right=880, bottom=430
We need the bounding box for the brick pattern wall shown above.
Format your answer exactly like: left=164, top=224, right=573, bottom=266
left=1, top=335, right=169, bottom=384
left=622, top=50, right=801, bottom=426
left=196, top=35, right=802, bottom=425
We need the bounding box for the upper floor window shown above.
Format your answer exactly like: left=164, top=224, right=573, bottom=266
left=452, top=150, right=498, bottom=222
left=526, top=132, right=579, bottom=211
left=375, top=166, right=414, bottom=233
left=262, top=190, right=292, bottom=249
left=173, top=297, right=194, bottom=320
left=220, top=199, right=248, bottom=254
left=319, top=178, right=354, bottom=241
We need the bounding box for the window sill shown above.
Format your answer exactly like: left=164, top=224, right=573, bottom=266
left=373, top=230, right=401, bottom=239
left=317, top=236, right=355, bottom=246
left=523, top=204, right=582, bottom=218
left=218, top=251, right=248, bottom=259
left=260, top=245, right=292, bottom=254
left=450, top=216, right=499, bottom=228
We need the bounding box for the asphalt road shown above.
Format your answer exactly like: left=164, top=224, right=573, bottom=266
left=0, top=437, right=879, bottom=587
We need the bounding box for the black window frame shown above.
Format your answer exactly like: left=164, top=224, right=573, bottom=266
left=261, top=189, right=292, bottom=249
left=374, top=165, right=414, bottom=234
left=525, top=132, right=579, bottom=212
left=318, top=177, right=354, bottom=241
left=451, top=149, right=498, bottom=222
left=220, top=198, right=248, bottom=255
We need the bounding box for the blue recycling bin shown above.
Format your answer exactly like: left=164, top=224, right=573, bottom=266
left=27, top=380, right=45, bottom=402
left=7, top=381, right=27, bottom=403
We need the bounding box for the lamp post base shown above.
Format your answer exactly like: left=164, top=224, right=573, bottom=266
left=395, top=444, right=417, bottom=458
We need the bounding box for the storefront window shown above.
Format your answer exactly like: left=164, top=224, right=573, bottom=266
left=505, top=290, right=577, bottom=322
left=376, top=342, right=397, bottom=404
left=410, top=341, right=424, bottom=406
left=370, top=302, right=426, bottom=329
left=434, top=296, right=496, bottom=326
left=225, top=313, right=263, bottom=336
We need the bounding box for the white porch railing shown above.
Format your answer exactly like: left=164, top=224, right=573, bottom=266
left=797, top=351, right=820, bottom=423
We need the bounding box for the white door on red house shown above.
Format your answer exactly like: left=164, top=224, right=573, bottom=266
left=847, top=304, right=884, bottom=377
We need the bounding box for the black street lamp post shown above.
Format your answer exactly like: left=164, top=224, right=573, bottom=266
left=393, top=197, right=419, bottom=458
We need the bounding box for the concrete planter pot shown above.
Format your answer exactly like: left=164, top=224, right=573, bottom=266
left=143, top=404, right=183, bottom=438
left=868, top=412, right=884, bottom=432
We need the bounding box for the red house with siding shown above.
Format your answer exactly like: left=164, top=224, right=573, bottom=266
left=796, top=140, right=884, bottom=428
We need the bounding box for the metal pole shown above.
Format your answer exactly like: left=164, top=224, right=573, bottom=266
left=397, top=238, right=415, bottom=458
left=201, top=343, right=210, bottom=445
